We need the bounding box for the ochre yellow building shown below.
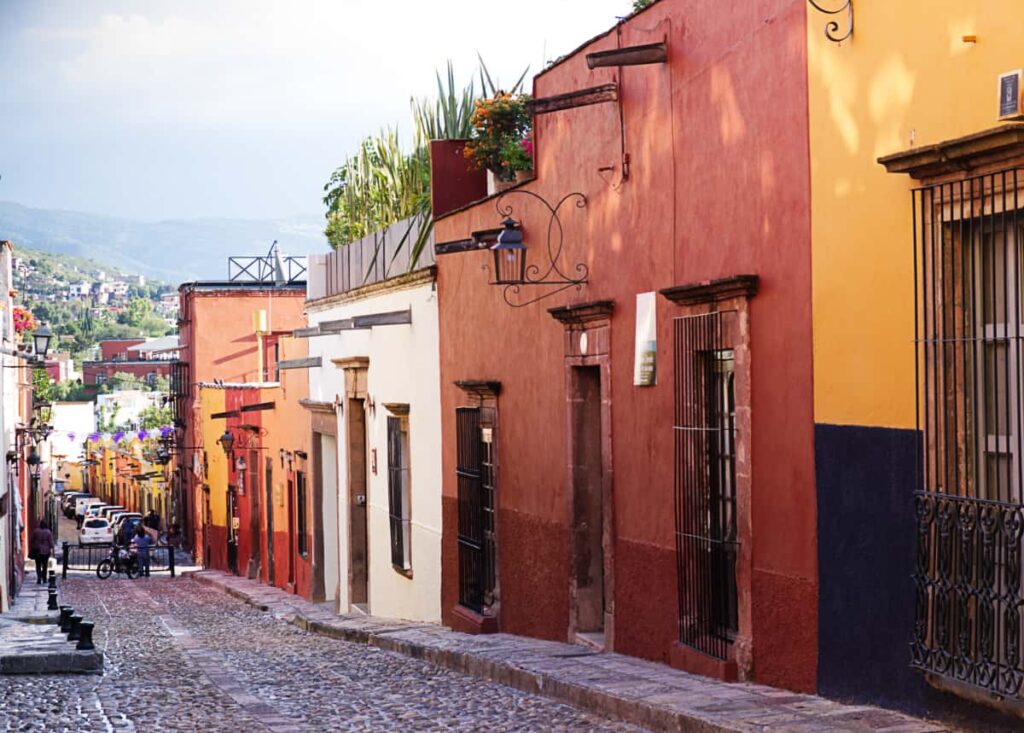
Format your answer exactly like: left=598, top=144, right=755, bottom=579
left=807, top=1, right=1024, bottom=723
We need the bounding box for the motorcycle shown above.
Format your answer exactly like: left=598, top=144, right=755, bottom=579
left=96, top=545, right=140, bottom=580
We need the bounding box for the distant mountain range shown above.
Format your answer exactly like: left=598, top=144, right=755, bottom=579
left=0, top=201, right=329, bottom=283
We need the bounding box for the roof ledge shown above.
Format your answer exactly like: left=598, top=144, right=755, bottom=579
left=878, top=123, right=1024, bottom=179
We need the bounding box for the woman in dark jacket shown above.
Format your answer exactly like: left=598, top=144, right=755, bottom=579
left=29, top=520, right=55, bottom=584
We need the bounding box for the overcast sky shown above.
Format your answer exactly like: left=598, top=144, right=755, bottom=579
left=0, top=0, right=629, bottom=222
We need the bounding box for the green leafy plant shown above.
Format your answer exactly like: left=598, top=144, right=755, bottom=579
left=632, top=0, right=654, bottom=11
left=464, top=94, right=532, bottom=180
left=322, top=58, right=529, bottom=273
left=499, top=133, right=534, bottom=176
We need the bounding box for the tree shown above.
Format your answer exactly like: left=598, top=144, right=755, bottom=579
left=105, top=372, right=145, bottom=392
left=32, top=367, right=55, bottom=404
left=632, top=0, right=653, bottom=10
left=96, top=404, right=122, bottom=433
left=118, top=297, right=153, bottom=327
left=138, top=404, right=173, bottom=430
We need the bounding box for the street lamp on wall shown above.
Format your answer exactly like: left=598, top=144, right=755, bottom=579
left=27, top=446, right=41, bottom=477
left=491, top=219, right=527, bottom=285
left=487, top=189, right=589, bottom=308
left=217, top=429, right=235, bottom=458
left=32, top=326, right=53, bottom=362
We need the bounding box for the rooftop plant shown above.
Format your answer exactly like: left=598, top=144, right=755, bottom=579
left=463, top=93, right=532, bottom=181
left=322, top=58, right=528, bottom=274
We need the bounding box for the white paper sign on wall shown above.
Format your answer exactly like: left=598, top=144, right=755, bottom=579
left=633, top=291, right=657, bottom=386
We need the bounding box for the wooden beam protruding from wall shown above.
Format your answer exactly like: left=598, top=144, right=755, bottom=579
left=527, top=84, right=618, bottom=117
left=586, top=42, right=667, bottom=69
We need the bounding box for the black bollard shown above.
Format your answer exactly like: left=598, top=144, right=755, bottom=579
left=48, top=571, right=57, bottom=591
left=76, top=622, right=95, bottom=651
left=47, top=588, right=58, bottom=611
left=59, top=606, right=73, bottom=632
left=68, top=614, right=83, bottom=642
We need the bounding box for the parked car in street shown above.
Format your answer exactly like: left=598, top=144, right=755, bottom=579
left=76, top=496, right=103, bottom=519
left=99, top=505, right=125, bottom=521
left=63, top=492, right=90, bottom=518
left=80, top=517, right=114, bottom=546
left=84, top=503, right=108, bottom=519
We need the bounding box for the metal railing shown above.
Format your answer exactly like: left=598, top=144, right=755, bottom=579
left=228, top=255, right=307, bottom=284
left=60, top=541, right=177, bottom=577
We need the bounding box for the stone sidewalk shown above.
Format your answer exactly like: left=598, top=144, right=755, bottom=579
left=189, top=570, right=945, bottom=732
left=0, top=580, right=103, bottom=674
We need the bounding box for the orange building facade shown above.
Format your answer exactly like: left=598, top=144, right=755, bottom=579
left=175, top=280, right=312, bottom=596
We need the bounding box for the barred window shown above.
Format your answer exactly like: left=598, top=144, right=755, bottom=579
left=296, top=469, right=308, bottom=556
left=673, top=311, right=739, bottom=662
left=456, top=407, right=497, bottom=613
left=912, top=169, right=1024, bottom=699
left=387, top=414, right=412, bottom=572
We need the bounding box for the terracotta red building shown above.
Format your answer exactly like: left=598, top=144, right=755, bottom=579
left=83, top=338, right=174, bottom=388
left=432, top=0, right=815, bottom=692
left=175, top=274, right=311, bottom=597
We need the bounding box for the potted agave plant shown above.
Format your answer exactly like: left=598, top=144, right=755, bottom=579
left=463, top=92, right=533, bottom=194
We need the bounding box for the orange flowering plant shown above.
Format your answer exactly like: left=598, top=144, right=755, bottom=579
left=463, top=93, right=532, bottom=181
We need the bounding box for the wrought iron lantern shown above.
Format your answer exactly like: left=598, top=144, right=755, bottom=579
left=33, top=326, right=53, bottom=361
left=491, top=219, right=527, bottom=285
left=487, top=189, right=589, bottom=307
left=217, top=429, right=235, bottom=458
left=27, top=447, right=41, bottom=477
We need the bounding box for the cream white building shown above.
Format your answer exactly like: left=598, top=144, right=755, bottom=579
left=302, top=220, right=441, bottom=621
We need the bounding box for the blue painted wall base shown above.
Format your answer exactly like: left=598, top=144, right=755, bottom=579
left=815, top=423, right=1019, bottom=730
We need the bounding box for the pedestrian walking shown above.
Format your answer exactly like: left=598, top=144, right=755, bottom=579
left=144, top=510, right=161, bottom=533
left=28, top=520, right=54, bottom=584
left=132, top=525, right=152, bottom=578
left=167, top=522, right=182, bottom=549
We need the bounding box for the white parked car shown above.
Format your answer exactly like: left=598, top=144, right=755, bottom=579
left=80, top=517, right=114, bottom=546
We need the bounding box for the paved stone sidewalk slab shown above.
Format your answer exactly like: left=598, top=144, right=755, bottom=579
left=189, top=569, right=946, bottom=732
left=0, top=582, right=103, bottom=674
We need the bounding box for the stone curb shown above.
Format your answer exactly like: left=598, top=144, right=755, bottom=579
left=188, top=571, right=877, bottom=733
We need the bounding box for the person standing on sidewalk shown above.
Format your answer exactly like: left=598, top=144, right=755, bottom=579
left=29, top=520, right=54, bottom=584
left=132, top=525, right=152, bottom=577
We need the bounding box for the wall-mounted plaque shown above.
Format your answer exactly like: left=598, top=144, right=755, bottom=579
left=999, top=70, right=1023, bottom=120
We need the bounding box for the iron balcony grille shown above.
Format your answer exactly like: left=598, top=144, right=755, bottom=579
left=673, top=311, right=739, bottom=661
left=456, top=407, right=496, bottom=613
left=387, top=416, right=412, bottom=571
left=912, top=168, right=1024, bottom=699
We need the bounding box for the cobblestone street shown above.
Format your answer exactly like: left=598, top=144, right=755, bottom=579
left=0, top=576, right=644, bottom=733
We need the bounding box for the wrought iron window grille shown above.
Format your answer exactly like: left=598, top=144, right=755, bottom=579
left=456, top=407, right=497, bottom=613
left=807, top=0, right=853, bottom=44
left=387, top=416, right=412, bottom=572
left=485, top=189, right=589, bottom=308
left=673, top=311, right=740, bottom=661
left=911, top=168, right=1024, bottom=700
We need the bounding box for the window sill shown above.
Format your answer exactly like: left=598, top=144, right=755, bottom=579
left=925, top=672, right=1024, bottom=718
left=450, top=604, right=498, bottom=635
left=668, top=641, right=737, bottom=682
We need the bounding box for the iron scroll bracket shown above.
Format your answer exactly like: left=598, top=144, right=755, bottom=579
left=490, top=188, right=589, bottom=308
left=807, top=0, right=853, bottom=44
